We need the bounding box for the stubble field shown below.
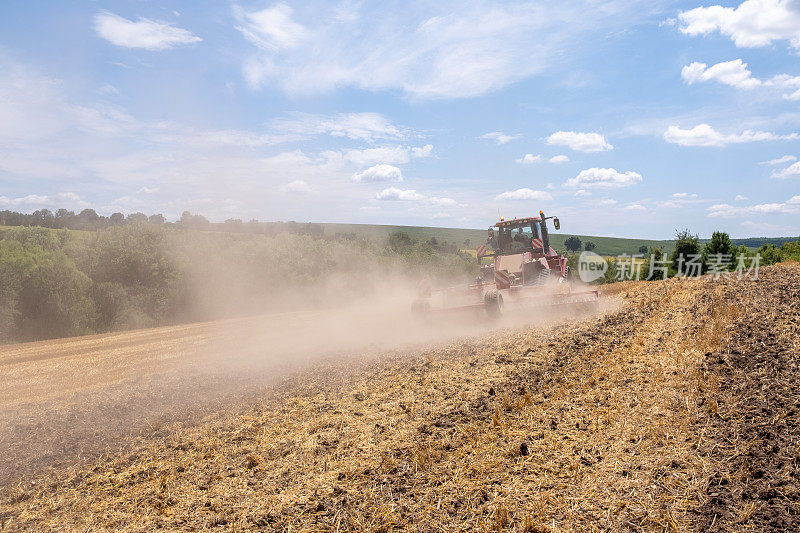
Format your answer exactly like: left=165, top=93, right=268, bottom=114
left=1, top=263, right=798, bottom=531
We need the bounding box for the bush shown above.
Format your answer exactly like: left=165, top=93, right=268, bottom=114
left=669, top=229, right=700, bottom=275
left=757, top=243, right=783, bottom=266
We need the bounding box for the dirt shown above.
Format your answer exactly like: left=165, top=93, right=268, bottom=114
left=0, top=263, right=797, bottom=531
left=691, top=265, right=800, bottom=530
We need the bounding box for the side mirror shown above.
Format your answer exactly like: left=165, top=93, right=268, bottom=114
left=553, top=217, right=560, bottom=230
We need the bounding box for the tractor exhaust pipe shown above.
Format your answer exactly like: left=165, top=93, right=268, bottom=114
left=539, top=210, right=550, bottom=253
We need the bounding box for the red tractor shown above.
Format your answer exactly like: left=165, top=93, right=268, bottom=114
left=414, top=211, right=599, bottom=317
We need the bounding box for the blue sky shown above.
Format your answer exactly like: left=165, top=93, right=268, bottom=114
left=1, top=0, right=799, bottom=238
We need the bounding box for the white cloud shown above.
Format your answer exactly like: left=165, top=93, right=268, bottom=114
left=280, top=180, right=314, bottom=194
left=234, top=1, right=652, bottom=99
left=574, top=189, right=591, bottom=197
left=481, top=132, right=520, bottom=145
left=0, top=194, right=49, bottom=207
left=546, top=131, right=612, bottom=152
left=411, top=145, right=434, bottom=158
left=494, top=188, right=553, bottom=201
left=771, top=161, right=800, bottom=178
left=137, top=186, right=160, bottom=194
left=678, top=0, right=800, bottom=49
left=0, top=192, right=88, bottom=209
left=681, top=59, right=761, bottom=89
left=761, top=155, right=796, bottom=165
left=234, top=4, right=309, bottom=51
left=351, top=164, right=403, bottom=183
left=323, top=144, right=433, bottom=167
left=682, top=59, right=800, bottom=99
left=735, top=194, right=749, bottom=201
left=428, top=197, right=460, bottom=207
left=739, top=219, right=795, bottom=235
left=374, top=187, right=462, bottom=207
left=708, top=195, right=800, bottom=217
left=93, top=11, right=201, bottom=50
left=565, top=168, right=642, bottom=188
left=624, top=203, right=647, bottom=211
left=515, top=153, right=542, bottom=164
left=598, top=198, right=617, bottom=205
left=98, top=83, right=120, bottom=96
left=375, top=187, right=425, bottom=201
left=549, top=155, right=569, bottom=163
left=270, top=112, right=404, bottom=141
left=658, top=192, right=705, bottom=208
left=759, top=155, right=797, bottom=165
left=663, top=124, right=799, bottom=147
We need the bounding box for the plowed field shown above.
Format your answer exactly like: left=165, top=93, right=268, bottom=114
left=1, top=263, right=798, bottom=531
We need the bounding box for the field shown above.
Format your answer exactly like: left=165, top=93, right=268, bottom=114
left=320, top=222, right=669, bottom=256
left=0, top=263, right=797, bottom=530
left=319, top=222, right=797, bottom=255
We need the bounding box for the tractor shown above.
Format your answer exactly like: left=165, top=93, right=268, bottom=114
left=413, top=211, right=599, bottom=317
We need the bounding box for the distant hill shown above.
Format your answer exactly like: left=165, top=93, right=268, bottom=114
left=722, top=237, right=799, bottom=248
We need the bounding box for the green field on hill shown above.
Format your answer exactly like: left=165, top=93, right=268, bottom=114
left=2, top=221, right=793, bottom=257
left=319, top=222, right=671, bottom=256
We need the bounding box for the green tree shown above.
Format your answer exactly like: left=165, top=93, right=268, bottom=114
left=0, top=240, right=36, bottom=342
left=126, top=212, right=148, bottom=224
left=388, top=232, right=413, bottom=253
left=223, top=218, right=244, bottom=232
left=31, top=209, right=55, bottom=227
left=17, top=247, right=95, bottom=340
left=757, top=244, right=783, bottom=265
left=705, top=231, right=732, bottom=256
left=180, top=211, right=210, bottom=230
left=779, top=238, right=800, bottom=261
left=584, top=241, right=596, bottom=252
left=601, top=259, right=618, bottom=284
left=638, top=245, right=649, bottom=255
left=77, top=209, right=100, bottom=230
left=564, top=236, right=582, bottom=253
left=5, top=226, right=61, bottom=251
left=640, top=246, right=665, bottom=281
left=670, top=229, right=700, bottom=275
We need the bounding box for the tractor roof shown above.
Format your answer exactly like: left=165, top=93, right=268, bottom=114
left=495, top=216, right=541, bottom=228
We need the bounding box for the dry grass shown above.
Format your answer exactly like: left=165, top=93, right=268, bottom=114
left=1, top=264, right=798, bottom=531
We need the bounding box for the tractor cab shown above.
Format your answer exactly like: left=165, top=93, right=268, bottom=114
left=481, top=211, right=566, bottom=287
left=488, top=214, right=557, bottom=256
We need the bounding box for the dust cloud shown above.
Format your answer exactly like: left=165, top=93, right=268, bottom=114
left=0, top=261, right=605, bottom=485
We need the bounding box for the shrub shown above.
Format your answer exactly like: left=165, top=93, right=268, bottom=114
left=669, top=229, right=700, bottom=275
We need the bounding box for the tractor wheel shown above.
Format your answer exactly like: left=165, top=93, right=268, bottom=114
left=484, top=290, right=504, bottom=318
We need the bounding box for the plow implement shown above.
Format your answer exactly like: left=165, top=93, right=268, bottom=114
left=415, top=279, right=600, bottom=318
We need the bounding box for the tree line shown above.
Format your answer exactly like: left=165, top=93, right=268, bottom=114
left=0, top=208, right=331, bottom=237
left=0, top=224, right=475, bottom=344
